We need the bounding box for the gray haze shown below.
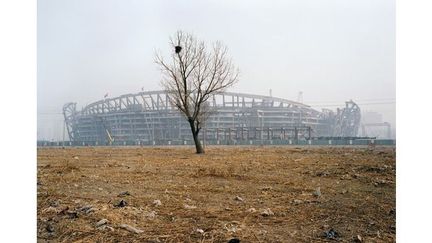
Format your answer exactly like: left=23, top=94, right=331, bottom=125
left=37, top=0, right=395, bottom=140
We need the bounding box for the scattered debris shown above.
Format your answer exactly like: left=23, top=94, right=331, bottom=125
left=144, top=210, right=157, bottom=219
left=313, top=187, right=321, bottom=197
left=119, top=224, right=143, bottom=234
left=153, top=199, right=162, bottom=207
left=293, top=199, right=303, bottom=205
left=118, top=191, right=131, bottom=197
left=57, top=206, right=69, bottom=215
left=95, top=219, right=108, bottom=227
left=42, top=206, right=59, bottom=214
left=246, top=208, right=256, bottom=213
left=260, top=208, right=274, bottom=217
left=78, top=205, right=94, bottom=214
left=184, top=204, right=197, bottom=209
left=374, top=179, right=393, bottom=187
left=66, top=211, right=79, bottom=219
left=224, top=222, right=239, bottom=233
left=37, top=147, right=395, bottom=242
left=323, top=228, right=339, bottom=239
left=100, top=205, right=108, bottom=211
left=98, top=225, right=114, bottom=232
left=115, top=200, right=128, bottom=207
left=354, top=234, right=363, bottom=242
left=46, top=223, right=54, bottom=233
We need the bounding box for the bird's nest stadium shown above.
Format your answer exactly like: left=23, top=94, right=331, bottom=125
left=63, top=91, right=361, bottom=145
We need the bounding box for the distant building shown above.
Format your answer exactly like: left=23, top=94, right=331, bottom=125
left=362, top=111, right=383, bottom=124
left=63, top=90, right=362, bottom=143
left=360, top=111, right=391, bottom=138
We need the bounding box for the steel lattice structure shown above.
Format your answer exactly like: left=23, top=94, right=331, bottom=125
left=63, top=91, right=361, bottom=143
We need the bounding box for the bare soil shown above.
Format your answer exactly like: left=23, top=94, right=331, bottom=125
left=37, top=146, right=395, bottom=242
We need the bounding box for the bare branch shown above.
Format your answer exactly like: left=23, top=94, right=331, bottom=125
left=155, top=31, right=239, bottom=153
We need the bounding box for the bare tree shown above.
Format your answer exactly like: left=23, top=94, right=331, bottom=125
left=155, top=31, right=239, bottom=154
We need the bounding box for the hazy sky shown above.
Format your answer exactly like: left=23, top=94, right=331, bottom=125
left=37, top=0, right=395, bottom=140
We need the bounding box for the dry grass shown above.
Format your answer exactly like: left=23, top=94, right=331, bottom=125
left=37, top=146, right=395, bottom=242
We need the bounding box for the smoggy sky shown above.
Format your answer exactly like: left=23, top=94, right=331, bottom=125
left=37, top=0, right=395, bottom=140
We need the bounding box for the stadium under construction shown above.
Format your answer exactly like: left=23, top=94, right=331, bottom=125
left=57, top=90, right=386, bottom=146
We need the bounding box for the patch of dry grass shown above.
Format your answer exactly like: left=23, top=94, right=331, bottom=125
left=37, top=146, right=395, bottom=242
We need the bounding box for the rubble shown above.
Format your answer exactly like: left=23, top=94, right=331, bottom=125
left=66, top=211, right=78, bottom=219
left=119, top=224, right=144, bottom=234
left=152, top=199, right=162, bottom=207
left=312, top=187, right=321, bottom=197
left=184, top=204, right=197, bottom=209
left=246, top=208, right=256, bottom=213
left=95, top=219, right=108, bottom=227
left=260, top=208, right=274, bottom=217
left=144, top=210, right=157, bottom=219
left=292, top=199, right=303, bottom=205
left=323, top=228, right=339, bottom=239
left=42, top=206, right=59, bottom=214
left=114, top=200, right=128, bottom=207
left=98, top=225, right=114, bottom=231
left=354, top=234, right=363, bottom=242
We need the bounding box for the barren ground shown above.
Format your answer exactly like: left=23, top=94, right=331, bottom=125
left=37, top=146, right=395, bottom=242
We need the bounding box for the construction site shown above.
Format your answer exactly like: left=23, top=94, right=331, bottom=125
left=57, top=90, right=394, bottom=146
left=34, top=90, right=397, bottom=242
left=29, top=0, right=401, bottom=241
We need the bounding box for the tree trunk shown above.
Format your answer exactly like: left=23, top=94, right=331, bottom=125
left=189, top=120, right=204, bottom=154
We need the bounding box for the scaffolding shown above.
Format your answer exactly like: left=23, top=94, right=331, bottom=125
left=63, top=91, right=361, bottom=143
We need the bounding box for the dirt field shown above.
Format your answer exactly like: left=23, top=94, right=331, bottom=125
left=37, top=146, right=395, bottom=242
